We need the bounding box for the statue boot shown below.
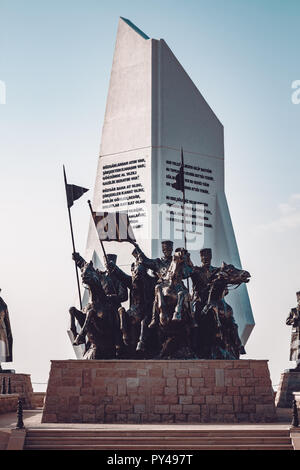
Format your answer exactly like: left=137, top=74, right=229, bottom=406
left=70, top=327, right=78, bottom=341
left=136, top=318, right=147, bottom=352
left=149, top=283, right=166, bottom=329
left=73, top=333, right=86, bottom=346
left=136, top=340, right=145, bottom=352
left=148, top=308, right=159, bottom=329
left=118, top=307, right=129, bottom=347
left=172, top=290, right=184, bottom=322
left=191, top=311, right=198, bottom=328
left=172, top=309, right=182, bottom=321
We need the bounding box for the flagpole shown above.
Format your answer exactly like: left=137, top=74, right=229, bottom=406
left=63, top=165, right=83, bottom=310
left=180, top=148, right=192, bottom=300
left=181, top=147, right=187, bottom=251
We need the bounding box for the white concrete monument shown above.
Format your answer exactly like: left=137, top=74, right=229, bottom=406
left=84, top=17, right=254, bottom=345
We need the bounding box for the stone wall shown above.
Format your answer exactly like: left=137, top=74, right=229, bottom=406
left=0, top=374, right=34, bottom=409
left=32, top=392, right=46, bottom=408
left=42, top=359, right=276, bottom=423
left=0, top=394, right=18, bottom=414
left=275, top=370, right=300, bottom=408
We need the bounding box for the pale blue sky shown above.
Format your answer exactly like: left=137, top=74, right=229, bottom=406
left=0, top=0, right=300, bottom=390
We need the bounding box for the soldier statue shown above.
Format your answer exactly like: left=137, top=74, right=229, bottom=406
left=0, top=290, right=13, bottom=371
left=106, top=247, right=157, bottom=357
left=191, top=248, right=218, bottom=357
left=191, top=248, right=218, bottom=318
left=216, top=288, right=246, bottom=359
left=127, top=241, right=196, bottom=358
left=286, top=291, right=300, bottom=370
left=130, top=240, right=174, bottom=328
left=69, top=252, right=128, bottom=358
left=191, top=248, right=248, bottom=359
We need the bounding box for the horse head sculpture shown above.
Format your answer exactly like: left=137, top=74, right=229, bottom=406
left=217, top=262, right=250, bottom=286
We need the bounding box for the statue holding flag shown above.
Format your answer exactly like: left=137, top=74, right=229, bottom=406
left=69, top=251, right=128, bottom=359
left=64, top=167, right=128, bottom=358
left=63, top=165, right=89, bottom=311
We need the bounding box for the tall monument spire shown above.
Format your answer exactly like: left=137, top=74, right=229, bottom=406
left=84, top=18, right=254, bottom=345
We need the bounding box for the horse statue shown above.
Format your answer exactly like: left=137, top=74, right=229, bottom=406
left=198, top=262, right=250, bottom=359
left=69, top=260, right=122, bottom=359
left=152, top=248, right=195, bottom=359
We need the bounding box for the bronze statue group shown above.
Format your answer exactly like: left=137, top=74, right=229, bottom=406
left=69, top=240, right=251, bottom=361
left=2, top=241, right=300, bottom=368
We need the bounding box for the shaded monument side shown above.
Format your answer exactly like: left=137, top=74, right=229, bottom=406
left=150, top=35, right=254, bottom=344
left=215, top=193, right=255, bottom=345
left=151, top=37, right=224, bottom=158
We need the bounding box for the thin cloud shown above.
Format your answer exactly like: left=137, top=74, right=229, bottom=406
left=257, top=194, right=300, bottom=233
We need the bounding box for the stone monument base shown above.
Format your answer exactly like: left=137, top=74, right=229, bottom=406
left=42, top=360, right=276, bottom=423
left=0, top=394, right=18, bottom=414
left=0, top=373, right=34, bottom=409
left=275, top=369, right=300, bottom=408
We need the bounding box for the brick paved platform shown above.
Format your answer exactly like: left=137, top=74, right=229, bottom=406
left=42, top=360, right=276, bottom=424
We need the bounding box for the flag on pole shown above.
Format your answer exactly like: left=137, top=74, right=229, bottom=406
left=91, top=211, right=136, bottom=242
left=63, top=166, right=88, bottom=310
left=172, top=147, right=185, bottom=192
left=63, top=165, right=89, bottom=208
left=66, top=184, right=89, bottom=208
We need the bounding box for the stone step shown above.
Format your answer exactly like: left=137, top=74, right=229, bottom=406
left=25, top=429, right=291, bottom=437
left=24, top=428, right=294, bottom=450
left=25, top=436, right=292, bottom=445
left=24, top=443, right=294, bottom=450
